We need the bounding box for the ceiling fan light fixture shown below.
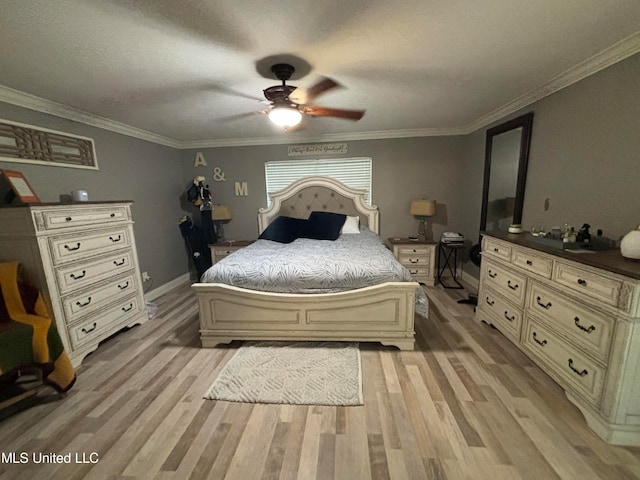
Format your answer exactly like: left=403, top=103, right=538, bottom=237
left=269, top=106, right=302, bottom=128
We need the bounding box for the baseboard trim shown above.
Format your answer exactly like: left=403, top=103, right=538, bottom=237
left=460, top=270, right=479, bottom=291
left=144, top=273, right=191, bottom=301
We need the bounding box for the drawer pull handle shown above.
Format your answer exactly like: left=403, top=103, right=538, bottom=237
left=70, top=270, right=86, bottom=280
left=113, top=259, right=126, bottom=266
left=536, top=296, right=552, bottom=309
left=532, top=332, right=547, bottom=346
left=118, top=281, right=130, bottom=290
left=504, top=311, right=515, bottom=322
left=64, top=242, right=81, bottom=251
left=65, top=216, right=72, bottom=222
left=409, top=258, right=419, bottom=263
left=526, top=260, right=533, bottom=266
left=110, top=213, right=116, bottom=217
left=109, top=235, right=122, bottom=242
left=485, top=297, right=495, bottom=306
left=409, top=269, right=418, bottom=274
left=577, top=278, right=587, bottom=286
left=122, top=303, right=133, bottom=312
left=76, top=297, right=92, bottom=307
left=493, top=247, right=499, bottom=252
left=488, top=270, right=497, bottom=278
left=568, top=358, right=588, bottom=377
left=507, top=280, right=519, bottom=290
left=81, top=322, right=97, bottom=334
left=574, top=317, right=595, bottom=333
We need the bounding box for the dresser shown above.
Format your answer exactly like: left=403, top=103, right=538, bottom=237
left=388, top=238, right=437, bottom=286
left=0, top=202, right=148, bottom=367
left=209, top=240, right=253, bottom=264
left=476, top=231, right=640, bottom=446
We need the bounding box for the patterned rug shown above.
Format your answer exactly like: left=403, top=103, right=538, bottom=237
left=204, top=341, right=363, bottom=406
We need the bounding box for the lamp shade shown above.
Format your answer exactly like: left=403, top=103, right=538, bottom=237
left=268, top=106, right=302, bottom=127
left=410, top=199, right=436, bottom=217
left=212, top=205, right=232, bottom=221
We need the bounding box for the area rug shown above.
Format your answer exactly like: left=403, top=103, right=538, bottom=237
left=204, top=341, right=363, bottom=406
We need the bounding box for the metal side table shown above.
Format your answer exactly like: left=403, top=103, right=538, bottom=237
left=437, top=241, right=464, bottom=289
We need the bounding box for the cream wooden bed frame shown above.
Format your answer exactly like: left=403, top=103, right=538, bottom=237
left=192, top=176, right=419, bottom=350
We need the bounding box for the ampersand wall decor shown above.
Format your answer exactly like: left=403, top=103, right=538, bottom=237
left=212, top=167, right=226, bottom=182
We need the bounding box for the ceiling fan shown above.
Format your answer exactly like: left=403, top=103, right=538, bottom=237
left=263, top=63, right=365, bottom=128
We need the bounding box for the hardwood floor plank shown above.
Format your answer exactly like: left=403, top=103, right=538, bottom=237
left=1, top=281, right=639, bottom=480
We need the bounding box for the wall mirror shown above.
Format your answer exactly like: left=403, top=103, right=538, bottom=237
left=480, top=112, right=534, bottom=233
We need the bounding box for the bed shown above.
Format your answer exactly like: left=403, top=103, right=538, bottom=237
left=192, top=176, right=428, bottom=350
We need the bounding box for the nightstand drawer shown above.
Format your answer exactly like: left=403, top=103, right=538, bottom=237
left=397, top=245, right=431, bottom=255
left=398, top=254, right=429, bottom=266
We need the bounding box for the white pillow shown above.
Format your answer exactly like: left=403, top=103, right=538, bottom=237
left=341, top=215, right=361, bottom=234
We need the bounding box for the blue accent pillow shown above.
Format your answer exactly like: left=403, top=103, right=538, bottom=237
left=304, top=211, right=347, bottom=241
left=259, top=216, right=309, bottom=243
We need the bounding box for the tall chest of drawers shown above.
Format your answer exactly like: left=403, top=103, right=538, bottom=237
left=476, top=232, right=640, bottom=446
left=0, top=202, right=148, bottom=366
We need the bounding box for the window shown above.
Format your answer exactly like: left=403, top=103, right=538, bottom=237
left=265, top=157, right=372, bottom=206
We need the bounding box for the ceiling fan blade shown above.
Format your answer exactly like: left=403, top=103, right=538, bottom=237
left=301, top=105, right=365, bottom=121
left=290, top=77, right=340, bottom=104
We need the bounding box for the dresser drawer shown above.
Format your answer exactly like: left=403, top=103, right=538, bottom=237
left=512, top=248, right=553, bottom=279
left=61, top=272, right=139, bottom=323
left=522, top=317, right=606, bottom=406
left=67, top=295, right=144, bottom=349
left=553, top=261, right=622, bottom=309
left=481, top=259, right=527, bottom=306
left=527, top=283, right=614, bottom=363
left=478, top=287, right=523, bottom=341
left=405, top=266, right=431, bottom=278
left=34, top=205, right=129, bottom=231
left=483, top=237, right=512, bottom=262
left=49, top=227, right=131, bottom=264
left=56, top=251, right=135, bottom=294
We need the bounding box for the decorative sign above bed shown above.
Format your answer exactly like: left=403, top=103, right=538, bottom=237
left=0, top=118, right=98, bottom=170
left=288, top=142, right=348, bottom=156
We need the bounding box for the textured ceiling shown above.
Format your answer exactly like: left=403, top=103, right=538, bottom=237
left=0, top=0, right=639, bottom=147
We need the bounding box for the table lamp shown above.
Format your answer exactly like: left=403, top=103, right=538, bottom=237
left=212, top=205, right=232, bottom=241
left=410, top=199, right=436, bottom=241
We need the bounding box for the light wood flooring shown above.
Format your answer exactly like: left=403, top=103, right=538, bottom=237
left=1, top=282, right=640, bottom=480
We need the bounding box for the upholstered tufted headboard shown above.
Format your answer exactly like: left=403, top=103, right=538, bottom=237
left=258, top=176, right=379, bottom=234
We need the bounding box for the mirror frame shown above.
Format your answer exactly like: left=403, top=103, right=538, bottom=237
left=479, top=111, right=534, bottom=233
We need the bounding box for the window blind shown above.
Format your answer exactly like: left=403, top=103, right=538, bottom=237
left=265, top=157, right=372, bottom=206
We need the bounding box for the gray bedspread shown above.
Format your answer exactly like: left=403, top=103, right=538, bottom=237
left=200, top=227, right=429, bottom=318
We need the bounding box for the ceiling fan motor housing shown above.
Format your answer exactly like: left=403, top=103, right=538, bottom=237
left=264, top=63, right=298, bottom=105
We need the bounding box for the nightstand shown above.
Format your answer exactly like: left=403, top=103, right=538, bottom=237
left=209, top=240, right=253, bottom=264
left=388, top=238, right=437, bottom=286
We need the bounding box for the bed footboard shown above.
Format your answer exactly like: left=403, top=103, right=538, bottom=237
left=191, top=282, right=419, bottom=350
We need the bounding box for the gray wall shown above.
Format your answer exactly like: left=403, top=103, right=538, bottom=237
left=459, top=52, right=640, bottom=279
left=0, top=103, right=189, bottom=288
left=182, top=136, right=467, bottom=243
left=1, top=52, right=637, bottom=289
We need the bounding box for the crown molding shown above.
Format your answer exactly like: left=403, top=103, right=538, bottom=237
left=0, top=85, right=181, bottom=148
left=463, top=31, right=640, bottom=134
left=178, top=126, right=467, bottom=149
left=1, top=32, right=638, bottom=149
